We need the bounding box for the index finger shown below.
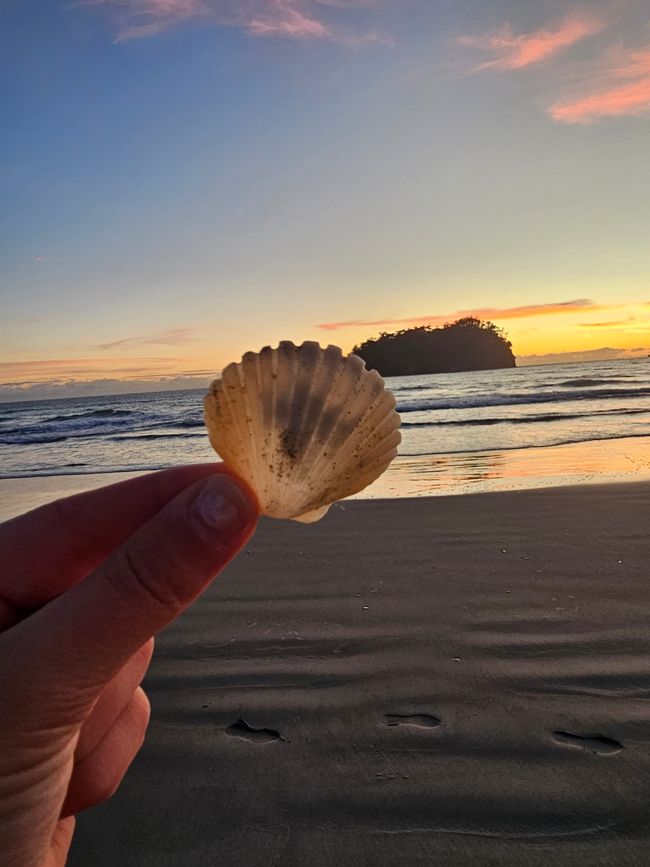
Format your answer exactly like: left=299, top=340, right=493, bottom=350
left=0, top=463, right=229, bottom=609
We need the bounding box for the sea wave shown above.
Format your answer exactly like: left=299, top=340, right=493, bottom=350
left=396, top=386, right=650, bottom=413
left=398, top=430, right=650, bottom=457
left=558, top=377, right=634, bottom=387
left=389, top=383, right=441, bottom=392
left=0, top=434, right=70, bottom=445
left=44, top=408, right=135, bottom=423
left=162, top=419, right=204, bottom=428
left=401, top=407, right=649, bottom=428
left=0, top=463, right=171, bottom=480
left=110, top=432, right=205, bottom=441
left=2, top=412, right=155, bottom=442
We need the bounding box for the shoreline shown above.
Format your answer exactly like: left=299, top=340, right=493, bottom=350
left=1, top=434, right=649, bottom=522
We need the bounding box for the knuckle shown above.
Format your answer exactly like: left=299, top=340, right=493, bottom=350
left=109, top=546, right=184, bottom=613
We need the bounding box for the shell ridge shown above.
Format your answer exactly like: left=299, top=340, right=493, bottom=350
left=282, top=345, right=349, bottom=517
left=217, top=373, right=254, bottom=484
left=302, top=354, right=366, bottom=470
left=288, top=345, right=337, bottom=501
left=266, top=347, right=280, bottom=513
left=238, top=355, right=263, bottom=504
left=255, top=347, right=277, bottom=510
left=328, top=403, right=401, bottom=479
left=301, top=376, right=397, bottom=506
left=283, top=343, right=324, bottom=470
left=298, top=436, right=398, bottom=515
left=253, top=350, right=267, bottom=501
left=293, top=343, right=326, bottom=451
left=295, top=353, right=362, bottom=512
left=202, top=391, right=217, bottom=453
left=299, top=436, right=398, bottom=513
left=278, top=345, right=348, bottom=517
left=356, top=426, right=402, bottom=468
left=275, top=345, right=304, bottom=513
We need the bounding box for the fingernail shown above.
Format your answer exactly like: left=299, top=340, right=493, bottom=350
left=191, top=473, right=258, bottom=537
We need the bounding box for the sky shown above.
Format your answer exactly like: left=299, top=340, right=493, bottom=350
left=1, top=0, right=650, bottom=400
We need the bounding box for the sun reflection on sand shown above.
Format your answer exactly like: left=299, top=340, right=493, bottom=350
left=358, top=436, right=650, bottom=499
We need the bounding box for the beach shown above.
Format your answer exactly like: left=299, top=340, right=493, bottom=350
left=55, top=481, right=650, bottom=867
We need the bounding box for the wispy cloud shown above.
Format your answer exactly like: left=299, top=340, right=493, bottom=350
left=317, top=299, right=607, bottom=331
left=549, top=44, right=650, bottom=123
left=458, top=12, right=606, bottom=71
left=77, top=0, right=383, bottom=45
left=579, top=317, right=638, bottom=327
left=96, top=326, right=199, bottom=350
left=247, top=3, right=332, bottom=39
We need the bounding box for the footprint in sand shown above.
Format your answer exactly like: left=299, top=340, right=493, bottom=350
left=226, top=718, right=284, bottom=743
left=552, top=730, right=623, bottom=756
left=384, top=713, right=441, bottom=729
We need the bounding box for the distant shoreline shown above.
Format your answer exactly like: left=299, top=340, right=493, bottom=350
left=1, top=356, right=648, bottom=405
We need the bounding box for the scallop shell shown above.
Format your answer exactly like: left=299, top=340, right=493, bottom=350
left=204, top=341, right=401, bottom=522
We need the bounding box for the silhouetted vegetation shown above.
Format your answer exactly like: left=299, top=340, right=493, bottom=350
left=353, top=318, right=516, bottom=377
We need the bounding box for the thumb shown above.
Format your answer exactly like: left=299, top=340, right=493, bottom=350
left=3, top=472, right=258, bottom=721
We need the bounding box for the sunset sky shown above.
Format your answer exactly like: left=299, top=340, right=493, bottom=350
left=2, top=0, right=650, bottom=399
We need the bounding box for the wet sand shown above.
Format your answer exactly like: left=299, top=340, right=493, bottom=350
left=2, top=434, right=650, bottom=524
left=67, top=483, right=650, bottom=866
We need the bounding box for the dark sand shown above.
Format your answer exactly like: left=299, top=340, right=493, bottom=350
left=70, top=484, right=650, bottom=866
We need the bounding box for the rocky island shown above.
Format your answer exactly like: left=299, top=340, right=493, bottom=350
left=353, top=317, right=516, bottom=377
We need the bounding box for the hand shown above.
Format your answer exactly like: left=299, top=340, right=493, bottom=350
left=0, top=464, right=258, bottom=867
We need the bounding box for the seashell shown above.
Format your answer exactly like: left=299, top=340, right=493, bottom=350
left=204, top=341, right=401, bottom=523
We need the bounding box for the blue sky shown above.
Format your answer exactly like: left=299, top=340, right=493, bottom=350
left=1, top=0, right=649, bottom=399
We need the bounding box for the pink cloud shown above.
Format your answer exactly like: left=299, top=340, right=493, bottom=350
left=247, top=3, right=331, bottom=39
left=549, top=46, right=650, bottom=123
left=317, top=299, right=607, bottom=331
left=459, top=13, right=606, bottom=71
left=96, top=327, right=199, bottom=350
left=79, top=0, right=382, bottom=44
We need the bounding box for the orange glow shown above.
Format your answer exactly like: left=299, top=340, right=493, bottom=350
left=0, top=356, right=212, bottom=386
left=3, top=304, right=648, bottom=388
left=362, top=437, right=650, bottom=499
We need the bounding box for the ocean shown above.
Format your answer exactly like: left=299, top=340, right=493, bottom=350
left=1, top=358, right=649, bottom=494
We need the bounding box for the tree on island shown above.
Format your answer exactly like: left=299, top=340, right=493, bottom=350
left=353, top=317, right=516, bottom=377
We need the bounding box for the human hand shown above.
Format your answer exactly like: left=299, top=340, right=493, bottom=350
left=0, top=464, right=258, bottom=867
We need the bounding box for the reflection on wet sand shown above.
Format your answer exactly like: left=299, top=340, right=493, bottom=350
left=360, top=435, right=650, bottom=499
